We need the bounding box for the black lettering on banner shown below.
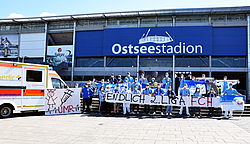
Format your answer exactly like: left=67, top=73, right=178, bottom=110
left=107, top=93, right=113, bottom=100
left=114, top=93, right=119, bottom=100
left=132, top=94, right=140, bottom=102
left=170, top=95, right=178, bottom=104
left=119, top=94, right=125, bottom=101
left=150, top=95, right=157, bottom=104
left=125, top=94, right=131, bottom=102
left=161, top=96, right=168, bottom=104
left=179, top=96, right=186, bottom=105
left=140, top=95, right=145, bottom=103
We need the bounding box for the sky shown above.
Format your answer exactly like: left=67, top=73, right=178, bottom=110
left=1, top=0, right=250, bottom=18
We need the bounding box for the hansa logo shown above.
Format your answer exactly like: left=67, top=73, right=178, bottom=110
left=139, top=28, right=173, bottom=44
left=111, top=28, right=203, bottom=55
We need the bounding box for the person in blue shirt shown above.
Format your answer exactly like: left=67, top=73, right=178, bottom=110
left=165, top=86, right=176, bottom=116
left=142, top=83, right=153, bottom=114
left=105, top=86, right=112, bottom=114
left=222, top=83, right=242, bottom=118
left=153, top=83, right=165, bottom=115
left=109, top=73, right=117, bottom=84
left=162, top=72, right=172, bottom=90
left=131, top=86, right=141, bottom=114
left=206, top=88, right=217, bottom=117
left=139, top=73, right=148, bottom=85
left=116, top=75, right=124, bottom=84
left=192, top=87, right=202, bottom=117
left=124, top=77, right=131, bottom=90
left=99, top=86, right=105, bottom=115
left=124, top=72, right=134, bottom=84
left=179, top=83, right=191, bottom=116
left=81, top=84, right=94, bottom=113
left=121, top=85, right=131, bottom=115
left=113, top=85, right=122, bottom=114
left=131, top=78, right=142, bottom=92
left=222, top=76, right=228, bottom=93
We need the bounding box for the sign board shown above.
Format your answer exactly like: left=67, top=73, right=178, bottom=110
left=45, top=88, right=81, bottom=115
left=0, top=35, right=19, bottom=58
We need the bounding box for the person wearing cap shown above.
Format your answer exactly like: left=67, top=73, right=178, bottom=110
left=117, top=75, right=123, bottom=83
left=81, top=83, right=94, bottom=113
left=162, top=72, right=172, bottom=90
left=153, top=83, right=165, bottom=115
left=113, top=85, right=122, bottom=114
left=121, top=85, right=131, bottom=115
left=124, top=72, right=134, bottom=84
left=132, top=78, right=142, bottom=92
left=179, top=83, right=190, bottom=116
left=131, top=85, right=141, bottom=114
left=206, top=88, right=217, bottom=117
left=139, top=73, right=148, bottom=84
left=109, top=73, right=117, bottom=84
left=142, top=83, right=153, bottom=114
left=192, top=86, right=202, bottom=117
left=165, top=86, right=176, bottom=116
left=222, top=83, right=243, bottom=118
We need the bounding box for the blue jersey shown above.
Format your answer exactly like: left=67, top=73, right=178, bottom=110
left=154, top=88, right=165, bottom=96
left=180, top=88, right=190, bottom=97
left=99, top=90, right=105, bottom=102
left=142, top=88, right=153, bottom=95
left=162, top=77, right=172, bottom=89
left=179, top=78, right=184, bottom=88
left=114, top=89, right=122, bottom=93
left=224, top=88, right=238, bottom=95
left=82, top=87, right=94, bottom=98
left=222, top=81, right=228, bottom=93
left=132, top=90, right=141, bottom=94
left=194, top=92, right=201, bottom=97
left=139, top=78, right=148, bottom=84
left=132, top=82, right=142, bottom=91
left=124, top=76, right=134, bottom=83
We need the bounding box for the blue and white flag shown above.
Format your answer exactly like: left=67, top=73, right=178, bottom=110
left=220, top=95, right=245, bottom=111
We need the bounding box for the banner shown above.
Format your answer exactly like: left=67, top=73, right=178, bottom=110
left=45, top=88, right=81, bottom=115
left=47, top=45, right=73, bottom=66
left=105, top=93, right=221, bottom=107
left=220, top=95, right=245, bottom=111
left=183, top=80, right=207, bottom=95
left=0, top=35, right=19, bottom=58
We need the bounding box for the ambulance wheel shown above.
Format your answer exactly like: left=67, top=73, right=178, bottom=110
left=0, top=105, right=13, bottom=118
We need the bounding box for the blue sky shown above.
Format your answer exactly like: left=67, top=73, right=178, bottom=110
left=1, top=0, right=250, bottom=18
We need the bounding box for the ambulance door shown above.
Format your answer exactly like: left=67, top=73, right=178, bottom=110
left=22, top=66, right=47, bottom=110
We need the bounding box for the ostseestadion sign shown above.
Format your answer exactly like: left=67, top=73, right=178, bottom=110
left=103, top=26, right=213, bottom=56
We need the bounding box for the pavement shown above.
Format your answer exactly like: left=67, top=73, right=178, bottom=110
left=0, top=113, right=250, bottom=144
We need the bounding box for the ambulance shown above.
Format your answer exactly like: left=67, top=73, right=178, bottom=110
left=0, top=60, right=68, bottom=118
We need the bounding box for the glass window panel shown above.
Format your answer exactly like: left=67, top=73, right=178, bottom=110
left=76, top=57, right=104, bottom=67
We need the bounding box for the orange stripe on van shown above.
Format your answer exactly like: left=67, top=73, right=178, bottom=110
left=24, top=67, right=46, bottom=71
left=23, top=89, right=45, bottom=96
left=0, top=89, right=21, bottom=97
left=49, top=73, right=60, bottom=77
left=0, top=63, right=22, bottom=68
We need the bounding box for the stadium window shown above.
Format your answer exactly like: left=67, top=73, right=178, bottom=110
left=141, top=17, right=156, bottom=24
left=212, top=56, right=246, bottom=67
left=106, top=56, right=137, bottom=67
left=176, top=15, right=208, bottom=23
left=140, top=56, right=173, bottom=67
left=157, top=17, right=172, bottom=24
left=211, top=15, right=226, bottom=22
left=227, top=14, right=246, bottom=21
left=76, top=57, right=104, bottom=67
left=175, top=56, right=209, bottom=67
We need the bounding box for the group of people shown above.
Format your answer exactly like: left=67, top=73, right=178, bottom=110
left=78, top=72, right=243, bottom=118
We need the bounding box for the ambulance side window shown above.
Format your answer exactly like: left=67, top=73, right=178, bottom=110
left=51, top=78, right=67, bottom=89
left=26, top=70, right=42, bottom=82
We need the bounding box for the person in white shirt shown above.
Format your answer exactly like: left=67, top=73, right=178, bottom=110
left=121, top=85, right=131, bottom=115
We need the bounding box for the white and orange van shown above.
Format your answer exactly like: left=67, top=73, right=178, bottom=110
left=0, top=60, right=68, bottom=118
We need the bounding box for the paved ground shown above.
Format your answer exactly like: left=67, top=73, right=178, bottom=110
left=0, top=113, right=250, bottom=144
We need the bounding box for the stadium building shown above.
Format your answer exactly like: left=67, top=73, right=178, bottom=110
left=0, top=6, right=249, bottom=101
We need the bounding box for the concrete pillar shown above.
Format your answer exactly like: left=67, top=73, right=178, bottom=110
left=71, top=21, right=76, bottom=88
left=247, top=15, right=250, bottom=101
left=209, top=55, right=212, bottom=77
left=43, top=23, right=48, bottom=62
left=137, top=55, right=140, bottom=78
left=173, top=55, right=175, bottom=92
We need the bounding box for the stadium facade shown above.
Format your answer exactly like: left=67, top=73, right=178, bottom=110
left=0, top=6, right=249, bottom=101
